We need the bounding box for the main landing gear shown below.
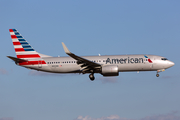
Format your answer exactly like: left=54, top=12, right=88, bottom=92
left=89, top=73, right=95, bottom=81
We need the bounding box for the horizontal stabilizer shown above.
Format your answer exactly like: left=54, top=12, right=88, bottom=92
left=7, top=56, right=28, bottom=62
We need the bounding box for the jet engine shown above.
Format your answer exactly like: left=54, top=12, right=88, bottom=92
left=101, top=65, right=119, bottom=76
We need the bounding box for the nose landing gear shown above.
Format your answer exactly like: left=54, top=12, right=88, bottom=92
left=156, top=73, right=159, bottom=77
left=89, top=73, right=95, bottom=81
left=156, top=69, right=165, bottom=77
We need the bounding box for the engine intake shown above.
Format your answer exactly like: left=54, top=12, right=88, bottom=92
left=101, top=65, right=119, bottom=76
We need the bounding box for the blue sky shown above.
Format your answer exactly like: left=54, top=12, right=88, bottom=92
left=0, top=0, right=180, bottom=120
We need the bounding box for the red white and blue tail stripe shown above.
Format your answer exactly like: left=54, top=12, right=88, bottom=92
left=9, top=29, right=41, bottom=59
left=9, top=29, right=47, bottom=66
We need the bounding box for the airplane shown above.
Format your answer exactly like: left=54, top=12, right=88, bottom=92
left=7, top=29, right=175, bottom=81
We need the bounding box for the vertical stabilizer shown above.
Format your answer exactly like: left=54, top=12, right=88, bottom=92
left=9, top=29, right=47, bottom=66
left=9, top=29, right=41, bottom=59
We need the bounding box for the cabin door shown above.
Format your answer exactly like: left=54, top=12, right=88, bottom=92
left=38, top=60, right=42, bottom=68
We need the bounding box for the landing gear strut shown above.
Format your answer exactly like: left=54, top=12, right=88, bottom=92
left=89, top=73, right=95, bottom=81
left=156, top=69, right=165, bottom=77
left=156, top=71, right=160, bottom=77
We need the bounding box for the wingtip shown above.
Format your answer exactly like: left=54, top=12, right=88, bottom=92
left=62, top=42, right=71, bottom=54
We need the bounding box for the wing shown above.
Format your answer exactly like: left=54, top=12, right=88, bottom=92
left=62, top=42, right=101, bottom=73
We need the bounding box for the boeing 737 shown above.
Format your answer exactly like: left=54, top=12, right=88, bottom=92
left=7, top=29, right=174, bottom=81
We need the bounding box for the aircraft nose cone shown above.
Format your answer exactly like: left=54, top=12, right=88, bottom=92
left=169, top=61, right=175, bottom=67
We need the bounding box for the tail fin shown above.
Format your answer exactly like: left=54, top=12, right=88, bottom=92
left=9, top=29, right=51, bottom=66
left=9, top=29, right=41, bottom=59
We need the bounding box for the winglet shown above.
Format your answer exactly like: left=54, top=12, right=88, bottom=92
left=62, top=42, right=71, bottom=54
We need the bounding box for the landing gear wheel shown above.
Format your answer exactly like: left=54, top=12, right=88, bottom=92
left=156, top=74, right=159, bottom=77
left=89, top=74, right=95, bottom=81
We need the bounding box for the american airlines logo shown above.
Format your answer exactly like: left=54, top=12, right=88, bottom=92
left=144, top=55, right=153, bottom=63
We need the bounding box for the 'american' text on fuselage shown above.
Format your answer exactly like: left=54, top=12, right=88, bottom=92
left=106, top=57, right=144, bottom=64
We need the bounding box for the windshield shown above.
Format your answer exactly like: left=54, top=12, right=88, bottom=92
left=161, top=58, right=168, bottom=60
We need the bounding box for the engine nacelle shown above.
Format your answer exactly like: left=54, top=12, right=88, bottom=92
left=101, top=65, right=119, bottom=76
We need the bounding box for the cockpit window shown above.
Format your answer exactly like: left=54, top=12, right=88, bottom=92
left=161, top=58, right=168, bottom=60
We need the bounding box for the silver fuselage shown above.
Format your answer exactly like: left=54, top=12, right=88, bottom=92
left=18, top=54, right=174, bottom=73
